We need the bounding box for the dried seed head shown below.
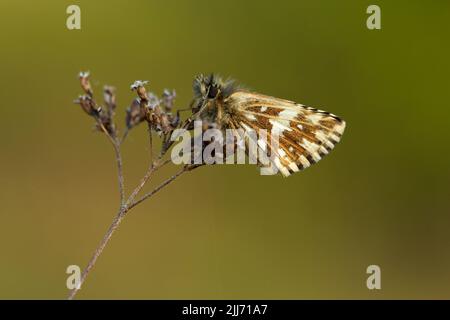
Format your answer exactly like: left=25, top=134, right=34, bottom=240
left=130, top=80, right=149, bottom=101
left=162, top=89, right=176, bottom=111
left=130, top=80, right=149, bottom=90
left=96, top=108, right=116, bottom=135
left=103, top=85, right=116, bottom=112
left=168, top=110, right=181, bottom=128
left=74, top=95, right=101, bottom=117
left=159, top=114, right=172, bottom=134
left=79, top=71, right=90, bottom=77
left=79, top=71, right=93, bottom=96
left=125, top=99, right=146, bottom=129
left=147, top=92, right=160, bottom=110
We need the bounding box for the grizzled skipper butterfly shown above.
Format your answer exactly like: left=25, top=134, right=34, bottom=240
left=187, top=74, right=346, bottom=177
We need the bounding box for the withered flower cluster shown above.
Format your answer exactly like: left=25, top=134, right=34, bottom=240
left=74, top=72, right=117, bottom=136
left=69, top=71, right=204, bottom=300
left=126, top=81, right=181, bottom=154
left=73, top=72, right=186, bottom=159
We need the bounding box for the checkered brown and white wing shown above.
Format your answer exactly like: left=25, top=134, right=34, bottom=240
left=225, top=91, right=346, bottom=176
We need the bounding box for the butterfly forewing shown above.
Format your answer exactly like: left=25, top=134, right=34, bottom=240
left=225, top=91, right=346, bottom=176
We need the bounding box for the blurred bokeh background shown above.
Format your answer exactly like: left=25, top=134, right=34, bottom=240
left=0, top=0, right=449, bottom=299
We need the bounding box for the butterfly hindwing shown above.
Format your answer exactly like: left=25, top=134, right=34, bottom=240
left=225, top=91, right=346, bottom=176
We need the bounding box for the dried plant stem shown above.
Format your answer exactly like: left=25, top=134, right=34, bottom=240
left=147, top=122, right=154, bottom=166
left=67, top=207, right=127, bottom=300
left=70, top=73, right=193, bottom=300
left=96, top=120, right=125, bottom=206
left=120, top=128, right=129, bottom=145
left=124, top=158, right=170, bottom=208
left=67, top=165, right=186, bottom=300
left=128, top=168, right=187, bottom=210
left=112, top=141, right=125, bottom=206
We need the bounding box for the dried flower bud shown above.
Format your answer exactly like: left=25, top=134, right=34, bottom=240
left=147, top=92, right=160, bottom=110
left=103, top=85, right=116, bottom=112
left=74, top=95, right=101, bottom=117
left=79, top=71, right=93, bottom=97
left=159, top=113, right=173, bottom=135
left=168, top=110, right=181, bottom=128
left=125, top=99, right=146, bottom=129
left=161, top=89, right=176, bottom=112
left=96, top=108, right=116, bottom=135
left=146, top=100, right=165, bottom=133
left=130, top=80, right=149, bottom=101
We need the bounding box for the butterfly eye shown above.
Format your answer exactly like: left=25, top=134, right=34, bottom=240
left=208, top=85, right=219, bottom=99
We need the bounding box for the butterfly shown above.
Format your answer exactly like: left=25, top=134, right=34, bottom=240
left=187, top=74, right=346, bottom=177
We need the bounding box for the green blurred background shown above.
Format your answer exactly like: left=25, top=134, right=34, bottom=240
left=0, top=0, right=449, bottom=299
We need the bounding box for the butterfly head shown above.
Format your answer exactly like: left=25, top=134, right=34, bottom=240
left=193, top=74, right=238, bottom=101
left=193, top=74, right=220, bottom=101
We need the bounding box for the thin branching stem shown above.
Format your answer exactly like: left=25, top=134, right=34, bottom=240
left=67, top=206, right=128, bottom=300
left=68, top=130, right=178, bottom=300
left=120, top=128, right=129, bottom=145
left=113, top=138, right=125, bottom=206
left=124, top=157, right=171, bottom=208
left=96, top=120, right=125, bottom=206
left=67, top=165, right=187, bottom=300
left=147, top=122, right=153, bottom=167
left=70, top=73, right=192, bottom=300
left=128, top=168, right=187, bottom=210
